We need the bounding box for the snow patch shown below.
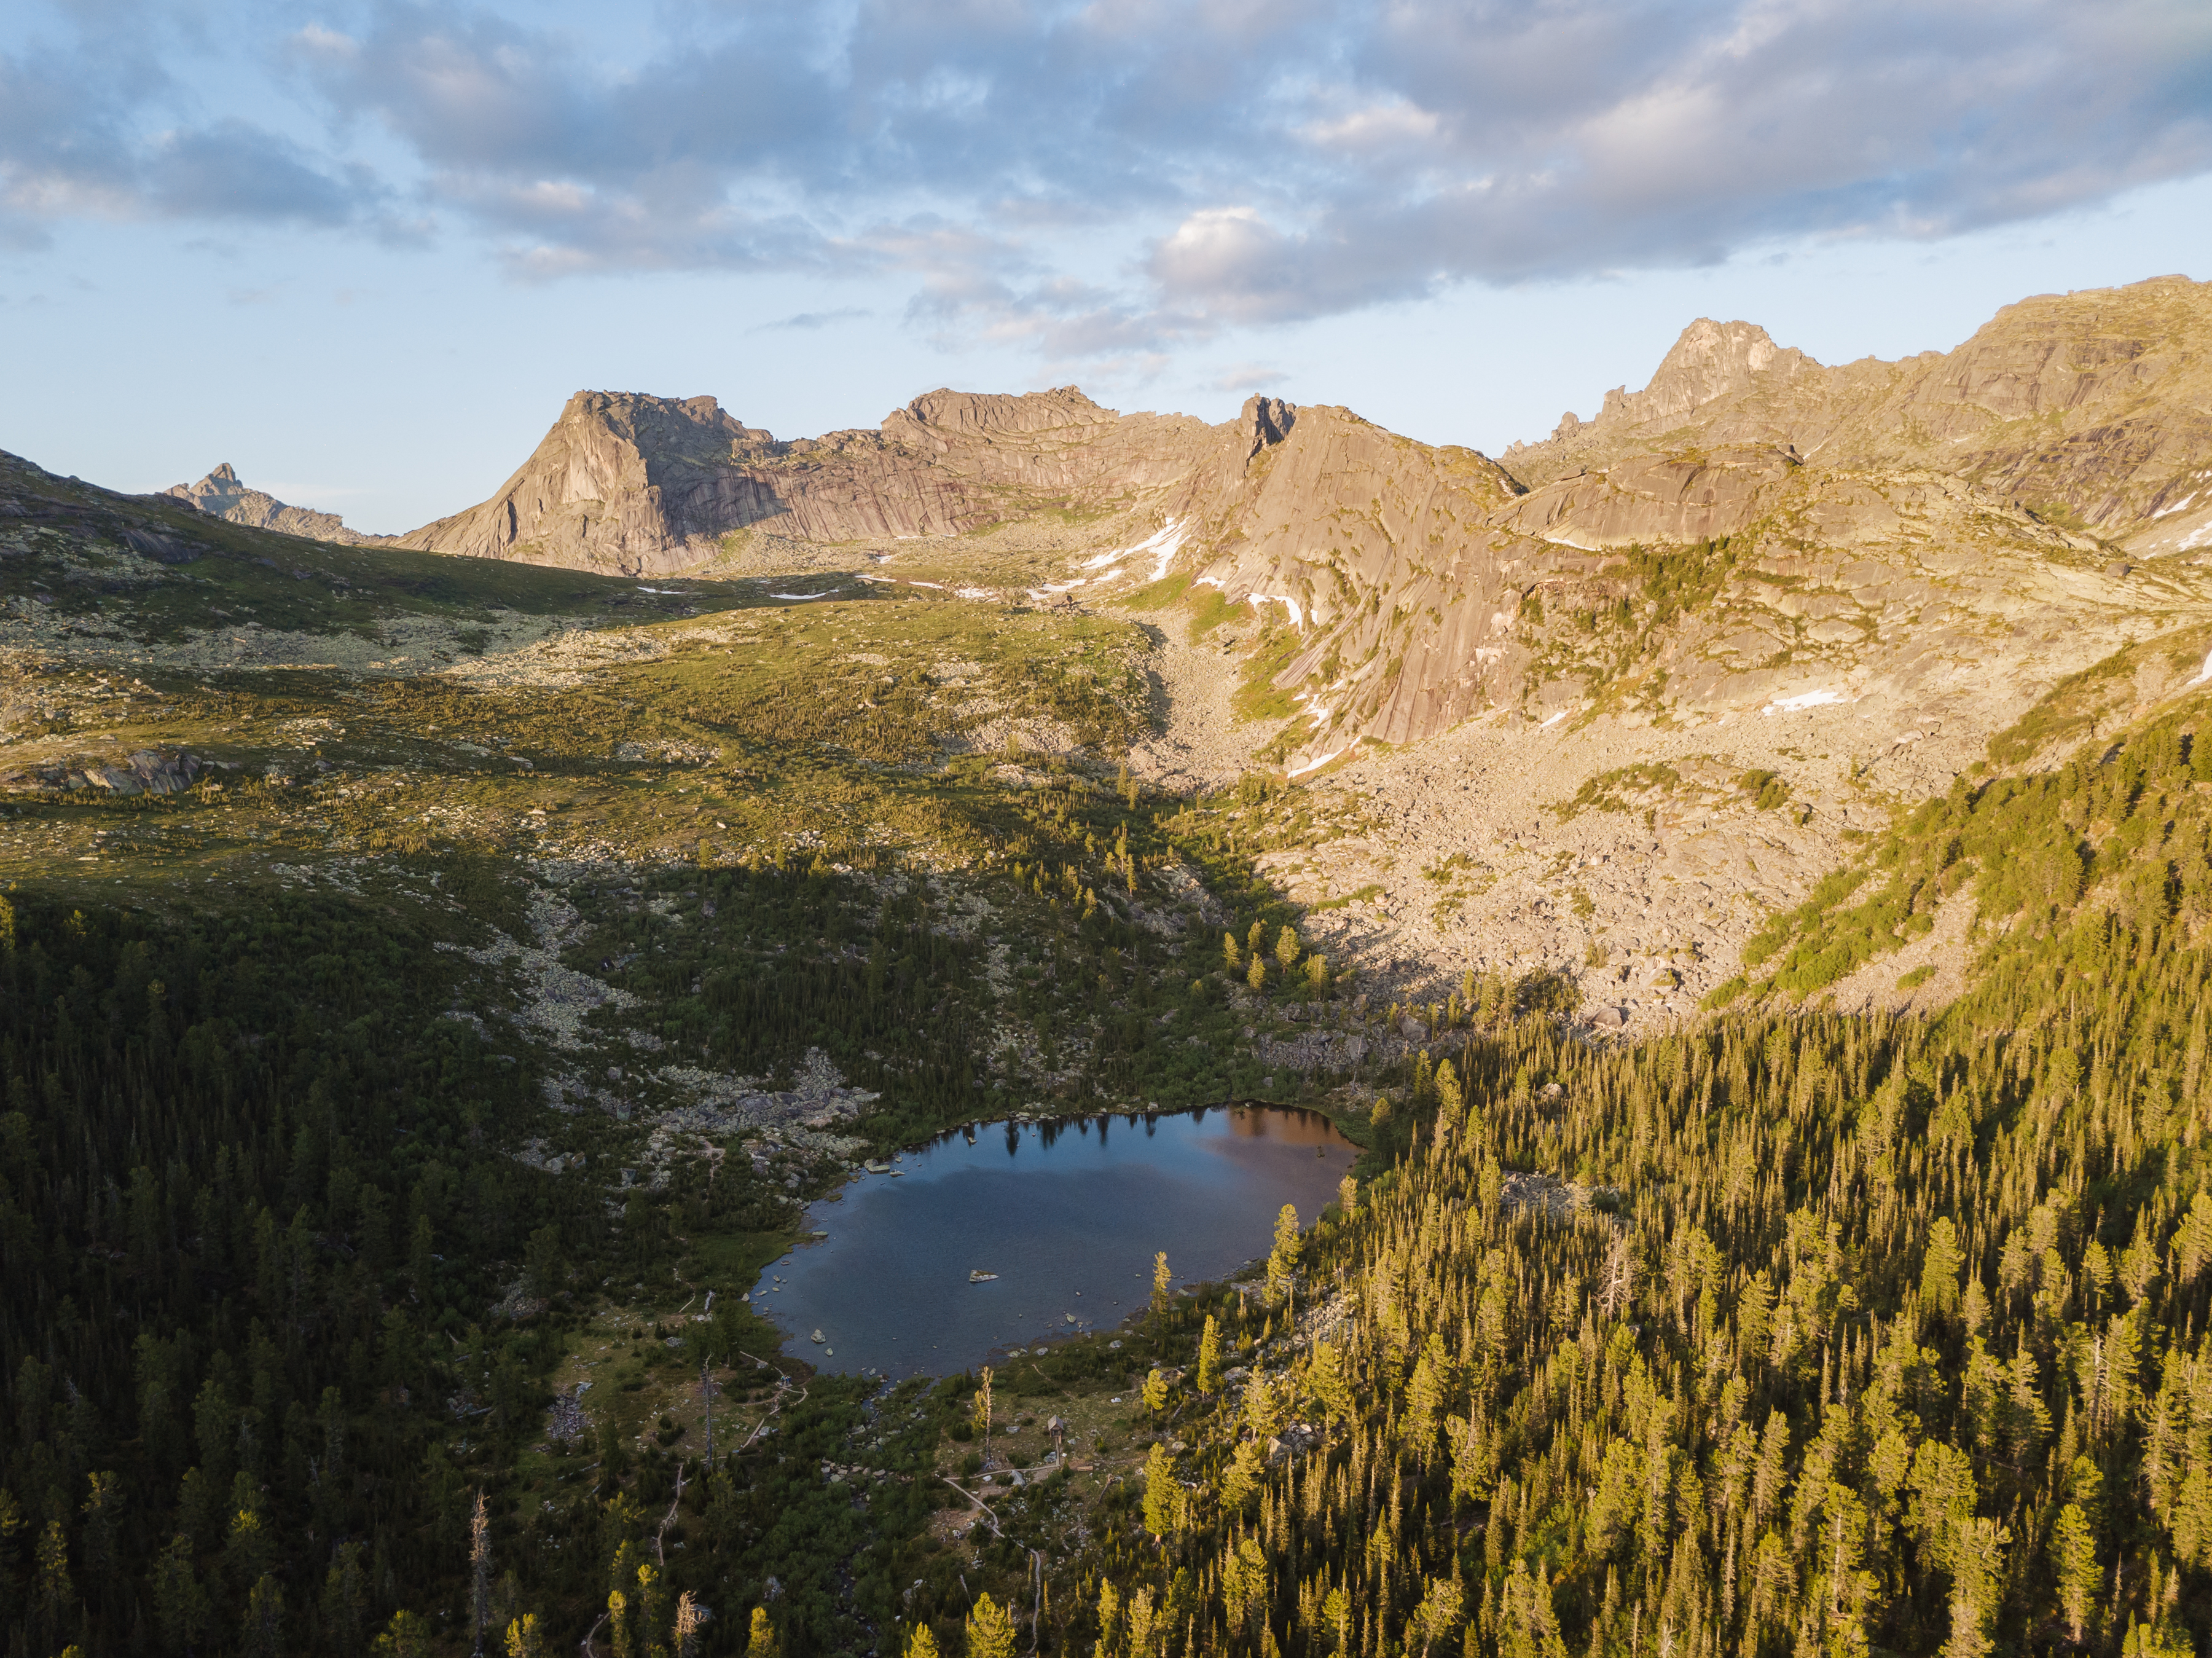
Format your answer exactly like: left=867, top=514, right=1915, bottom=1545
left=1762, top=688, right=1853, bottom=716
left=1074, top=518, right=1187, bottom=583
left=1287, top=745, right=1355, bottom=780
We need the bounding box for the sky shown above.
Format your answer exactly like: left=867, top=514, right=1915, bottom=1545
left=4, top=0, right=2211, bottom=535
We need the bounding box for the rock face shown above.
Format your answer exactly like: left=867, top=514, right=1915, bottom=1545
left=396, top=277, right=2212, bottom=760
left=167, top=463, right=391, bottom=546
left=1188, top=277, right=2212, bottom=766
left=394, top=387, right=1228, bottom=576
left=1502, top=273, right=2212, bottom=548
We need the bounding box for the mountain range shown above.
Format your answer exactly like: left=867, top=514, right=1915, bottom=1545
left=170, top=273, right=2212, bottom=775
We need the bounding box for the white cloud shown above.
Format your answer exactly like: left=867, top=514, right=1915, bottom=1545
left=1302, top=101, right=1441, bottom=149
left=4, top=0, right=2208, bottom=356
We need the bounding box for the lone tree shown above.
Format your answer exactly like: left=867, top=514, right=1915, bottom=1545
left=971, top=1367, right=994, bottom=1445
left=1267, top=1204, right=1301, bottom=1302
left=965, top=1593, right=1017, bottom=1658
left=1142, top=1367, right=1169, bottom=1415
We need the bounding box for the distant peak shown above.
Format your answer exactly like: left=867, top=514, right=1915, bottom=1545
left=210, top=462, right=239, bottom=482
left=1595, top=317, right=1817, bottom=426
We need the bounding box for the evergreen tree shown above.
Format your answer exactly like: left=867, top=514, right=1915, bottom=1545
left=966, top=1592, right=1017, bottom=1658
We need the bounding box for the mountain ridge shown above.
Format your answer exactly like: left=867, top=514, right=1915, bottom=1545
left=370, top=277, right=2212, bottom=776
left=166, top=460, right=395, bottom=545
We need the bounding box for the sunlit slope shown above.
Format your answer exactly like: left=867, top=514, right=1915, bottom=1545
left=1087, top=673, right=2212, bottom=1658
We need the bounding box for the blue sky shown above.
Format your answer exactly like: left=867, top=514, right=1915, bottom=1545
left=5, top=0, right=2211, bottom=534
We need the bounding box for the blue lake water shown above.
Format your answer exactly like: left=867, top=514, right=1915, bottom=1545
left=748, top=1106, right=1357, bottom=1378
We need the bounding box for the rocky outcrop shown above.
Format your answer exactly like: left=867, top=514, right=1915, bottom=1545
left=0, top=749, right=203, bottom=796
left=1502, top=274, right=2212, bottom=550
left=167, top=463, right=391, bottom=546
left=1494, top=448, right=1801, bottom=549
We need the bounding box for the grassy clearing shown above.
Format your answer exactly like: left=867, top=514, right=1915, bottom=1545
left=1118, top=572, right=1193, bottom=611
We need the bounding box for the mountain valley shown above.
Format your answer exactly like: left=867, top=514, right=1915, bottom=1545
left=7, top=275, right=2212, bottom=1657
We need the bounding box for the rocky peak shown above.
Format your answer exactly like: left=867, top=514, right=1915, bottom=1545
left=1239, top=395, right=1297, bottom=458
left=885, top=387, right=1120, bottom=443
left=164, top=463, right=386, bottom=546
left=1598, top=319, right=1819, bottom=427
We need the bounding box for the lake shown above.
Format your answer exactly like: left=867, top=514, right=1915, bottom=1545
left=747, top=1105, right=1357, bottom=1378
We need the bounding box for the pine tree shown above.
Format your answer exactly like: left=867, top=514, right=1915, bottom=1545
left=1127, top=1585, right=1157, bottom=1658
left=966, top=1592, right=1018, bottom=1658
left=2052, top=1504, right=2098, bottom=1643
left=973, top=1367, right=994, bottom=1443
left=1921, top=1217, right=1964, bottom=1316
left=1268, top=1204, right=1301, bottom=1301
left=1143, top=1442, right=1180, bottom=1537
left=152, top=1531, right=210, bottom=1654
left=744, top=1606, right=778, bottom=1658
left=374, top=1612, right=435, bottom=1657
left=471, top=1488, right=493, bottom=1656
left=1198, top=1316, right=1222, bottom=1393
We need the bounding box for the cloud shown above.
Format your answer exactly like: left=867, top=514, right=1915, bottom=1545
left=750, top=307, right=874, bottom=332
left=1206, top=361, right=1290, bottom=393
left=0, top=21, right=378, bottom=242
left=6, top=0, right=2211, bottom=349
left=144, top=122, right=362, bottom=224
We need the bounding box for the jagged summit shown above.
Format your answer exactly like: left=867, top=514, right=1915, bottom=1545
left=1524, top=320, right=1818, bottom=447
left=393, top=383, right=1234, bottom=576
left=166, top=462, right=391, bottom=546
left=1504, top=275, right=2212, bottom=538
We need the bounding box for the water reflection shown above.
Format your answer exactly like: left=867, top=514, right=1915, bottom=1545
left=750, top=1106, right=1355, bottom=1379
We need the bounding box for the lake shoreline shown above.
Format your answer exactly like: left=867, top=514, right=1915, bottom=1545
left=749, top=1101, right=1359, bottom=1381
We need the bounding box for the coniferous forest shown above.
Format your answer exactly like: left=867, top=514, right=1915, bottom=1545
left=8, top=675, right=2212, bottom=1658
left=1087, top=704, right=2212, bottom=1658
